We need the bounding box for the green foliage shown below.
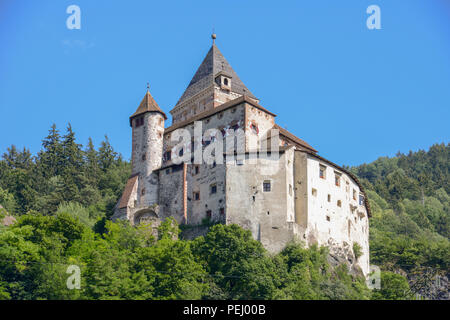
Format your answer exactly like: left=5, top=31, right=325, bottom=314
left=0, top=124, right=130, bottom=218
left=371, top=271, right=412, bottom=300
left=352, top=144, right=449, bottom=299
left=353, top=242, right=362, bottom=260
left=0, top=187, right=17, bottom=214
left=56, top=202, right=95, bottom=228
left=1, top=124, right=447, bottom=300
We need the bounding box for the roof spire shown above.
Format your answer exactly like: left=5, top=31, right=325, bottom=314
left=146, top=82, right=150, bottom=92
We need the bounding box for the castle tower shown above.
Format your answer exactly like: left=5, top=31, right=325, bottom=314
left=129, top=88, right=167, bottom=208
left=169, top=36, right=259, bottom=124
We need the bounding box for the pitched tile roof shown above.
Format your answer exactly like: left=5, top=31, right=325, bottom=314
left=130, top=90, right=167, bottom=125
left=274, top=124, right=318, bottom=153
left=174, top=44, right=257, bottom=107
left=118, top=174, right=139, bottom=209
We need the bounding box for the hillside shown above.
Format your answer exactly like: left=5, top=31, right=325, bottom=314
left=0, top=124, right=448, bottom=300
left=350, top=143, right=450, bottom=299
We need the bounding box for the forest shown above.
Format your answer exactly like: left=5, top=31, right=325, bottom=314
left=0, top=123, right=448, bottom=300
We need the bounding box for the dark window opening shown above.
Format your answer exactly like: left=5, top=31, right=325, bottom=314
left=220, top=208, right=225, bottom=215
left=164, top=151, right=171, bottom=161
left=206, top=210, right=212, bottom=219
left=359, top=195, right=365, bottom=206
left=250, top=123, right=258, bottom=134
left=263, top=181, right=271, bottom=192
left=210, top=184, right=217, bottom=194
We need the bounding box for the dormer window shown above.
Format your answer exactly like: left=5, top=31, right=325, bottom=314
left=221, top=76, right=231, bottom=88
left=216, top=72, right=232, bottom=91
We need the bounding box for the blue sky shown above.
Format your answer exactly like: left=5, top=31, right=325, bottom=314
left=0, top=0, right=449, bottom=166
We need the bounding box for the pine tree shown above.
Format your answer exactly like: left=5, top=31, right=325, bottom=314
left=60, top=123, right=84, bottom=203
left=2, top=146, right=33, bottom=170
left=98, top=135, right=117, bottom=172
left=84, top=137, right=100, bottom=185
left=38, top=124, right=64, bottom=178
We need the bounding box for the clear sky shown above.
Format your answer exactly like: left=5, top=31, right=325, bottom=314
left=1, top=0, right=449, bottom=166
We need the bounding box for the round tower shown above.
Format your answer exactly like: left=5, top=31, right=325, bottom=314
left=129, top=88, right=167, bottom=208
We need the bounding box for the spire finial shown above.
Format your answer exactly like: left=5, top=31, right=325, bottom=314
left=146, top=82, right=150, bottom=92
left=211, top=28, right=216, bottom=45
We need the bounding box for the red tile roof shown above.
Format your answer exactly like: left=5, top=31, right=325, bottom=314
left=130, top=91, right=167, bottom=126
left=274, top=124, right=317, bottom=153
left=118, top=175, right=139, bottom=209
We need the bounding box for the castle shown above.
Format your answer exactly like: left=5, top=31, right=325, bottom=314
left=113, top=36, right=371, bottom=276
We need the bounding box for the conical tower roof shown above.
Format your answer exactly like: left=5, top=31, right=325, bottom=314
left=175, top=44, right=256, bottom=106
left=130, top=90, right=167, bottom=125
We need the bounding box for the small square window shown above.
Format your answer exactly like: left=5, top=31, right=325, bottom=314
left=312, top=188, right=317, bottom=197
left=210, top=184, right=217, bottom=194
left=220, top=208, right=225, bottom=215
left=319, top=165, right=326, bottom=179
left=206, top=210, right=212, bottom=219
left=141, top=188, right=145, bottom=195
left=335, top=172, right=341, bottom=187
left=359, top=194, right=365, bottom=206
left=337, top=200, right=342, bottom=207
left=326, top=216, right=330, bottom=222
left=193, top=191, right=200, bottom=200
left=263, top=181, right=271, bottom=192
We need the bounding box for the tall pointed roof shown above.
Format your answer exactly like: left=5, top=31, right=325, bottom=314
left=175, top=44, right=257, bottom=106
left=130, top=90, right=167, bottom=125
